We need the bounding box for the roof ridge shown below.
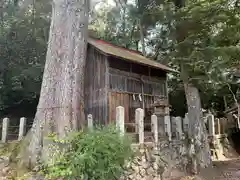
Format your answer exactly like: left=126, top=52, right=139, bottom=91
left=89, top=37, right=142, bottom=55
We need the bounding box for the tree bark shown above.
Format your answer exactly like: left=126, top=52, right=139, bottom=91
left=18, top=0, right=89, bottom=168
left=227, top=83, right=240, bottom=128
left=138, top=19, right=146, bottom=56
left=184, top=81, right=212, bottom=173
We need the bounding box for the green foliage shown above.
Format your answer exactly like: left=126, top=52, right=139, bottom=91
left=0, top=0, right=49, bottom=116
left=45, top=126, right=133, bottom=180
left=0, top=0, right=239, bottom=117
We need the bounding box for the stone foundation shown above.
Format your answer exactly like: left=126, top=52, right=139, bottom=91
left=122, top=139, right=189, bottom=180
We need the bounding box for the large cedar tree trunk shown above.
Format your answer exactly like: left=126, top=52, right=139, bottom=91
left=19, top=0, right=89, bottom=168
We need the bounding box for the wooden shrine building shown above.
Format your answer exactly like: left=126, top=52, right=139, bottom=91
left=84, top=38, right=176, bottom=132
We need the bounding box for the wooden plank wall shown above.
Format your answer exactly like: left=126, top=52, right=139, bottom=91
left=84, top=46, right=108, bottom=125
left=109, top=68, right=167, bottom=97
left=108, top=67, right=167, bottom=133
left=108, top=92, right=155, bottom=133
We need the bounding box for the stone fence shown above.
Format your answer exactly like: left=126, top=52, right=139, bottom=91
left=0, top=106, right=220, bottom=145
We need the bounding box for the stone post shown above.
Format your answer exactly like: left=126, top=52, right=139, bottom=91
left=171, top=117, right=177, bottom=139
left=153, top=98, right=169, bottom=137
left=18, top=117, right=27, bottom=141
left=164, top=115, right=171, bottom=141
left=87, top=114, right=93, bottom=131
left=183, top=113, right=189, bottom=133
left=208, top=114, right=215, bottom=136
left=151, top=114, right=158, bottom=144
left=2, top=118, right=9, bottom=143
left=176, top=116, right=183, bottom=140
left=216, top=118, right=221, bottom=134
left=116, top=106, right=125, bottom=136
left=136, top=108, right=144, bottom=144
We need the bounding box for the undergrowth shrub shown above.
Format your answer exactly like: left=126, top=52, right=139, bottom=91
left=45, top=126, right=133, bottom=180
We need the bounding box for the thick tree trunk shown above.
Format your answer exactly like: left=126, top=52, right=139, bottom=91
left=18, top=0, right=89, bottom=168
left=184, top=82, right=211, bottom=174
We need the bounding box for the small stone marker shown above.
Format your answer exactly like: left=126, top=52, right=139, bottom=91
left=136, top=108, right=144, bottom=144
left=151, top=114, right=158, bottom=144
left=164, top=115, right=171, bottom=141
left=176, top=116, right=183, bottom=140
left=18, top=117, right=27, bottom=141
left=208, top=114, right=215, bottom=136
left=87, top=114, right=93, bottom=130
left=2, top=118, right=9, bottom=143
left=183, top=113, right=189, bottom=133
left=116, top=106, right=125, bottom=136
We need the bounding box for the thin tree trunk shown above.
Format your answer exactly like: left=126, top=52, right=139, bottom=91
left=138, top=19, right=146, bottom=56
left=227, top=83, right=240, bottom=128
left=223, top=96, right=228, bottom=110
left=18, top=0, right=89, bottom=168
left=126, top=19, right=136, bottom=48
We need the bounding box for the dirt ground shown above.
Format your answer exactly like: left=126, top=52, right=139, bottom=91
left=209, top=158, right=240, bottom=180
left=178, top=158, right=240, bottom=180
left=1, top=159, right=240, bottom=179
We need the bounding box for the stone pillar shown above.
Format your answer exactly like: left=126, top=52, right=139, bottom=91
left=208, top=114, right=215, bottom=136
left=136, top=108, right=144, bottom=144
left=183, top=113, right=189, bottom=133
left=176, top=116, right=183, bottom=140
left=153, top=98, right=169, bottom=137
left=116, top=106, right=125, bottom=136
left=87, top=114, right=93, bottom=131
left=216, top=118, right=221, bottom=134
left=151, top=114, right=158, bottom=144
left=2, top=118, right=9, bottom=143
left=171, top=117, right=177, bottom=139
left=164, top=115, right=171, bottom=141
left=18, top=117, right=27, bottom=141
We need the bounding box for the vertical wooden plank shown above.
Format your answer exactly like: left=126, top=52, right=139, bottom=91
left=112, top=92, right=116, bottom=123
left=108, top=93, right=111, bottom=123
left=109, top=92, right=113, bottom=123
left=104, top=57, right=109, bottom=124
left=124, top=94, right=129, bottom=123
